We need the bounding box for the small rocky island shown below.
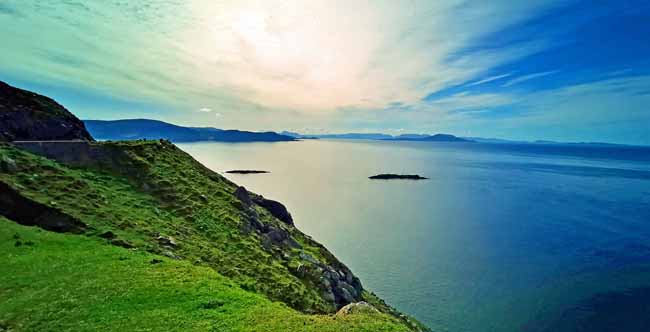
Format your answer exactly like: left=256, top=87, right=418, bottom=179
left=225, top=170, right=269, bottom=174
left=369, top=174, right=428, bottom=180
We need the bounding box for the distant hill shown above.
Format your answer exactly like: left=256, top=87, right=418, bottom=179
left=84, top=119, right=295, bottom=142
left=311, top=133, right=394, bottom=140
left=390, top=134, right=473, bottom=142
left=283, top=131, right=472, bottom=142
left=0, top=81, right=93, bottom=141
left=394, top=134, right=430, bottom=140
left=279, top=131, right=301, bottom=138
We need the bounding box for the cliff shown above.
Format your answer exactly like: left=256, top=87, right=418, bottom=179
left=0, top=81, right=93, bottom=141
left=0, top=85, right=426, bottom=331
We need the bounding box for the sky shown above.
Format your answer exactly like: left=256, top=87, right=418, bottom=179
left=1, top=0, right=649, bottom=144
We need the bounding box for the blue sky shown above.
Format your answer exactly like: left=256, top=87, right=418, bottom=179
left=1, top=1, right=649, bottom=144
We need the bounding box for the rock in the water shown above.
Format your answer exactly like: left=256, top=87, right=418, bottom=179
left=335, top=302, right=379, bottom=316
left=226, top=170, right=269, bottom=174
left=0, top=80, right=94, bottom=141
left=369, top=174, right=428, bottom=180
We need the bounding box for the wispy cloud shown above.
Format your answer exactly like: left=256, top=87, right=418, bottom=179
left=427, top=92, right=516, bottom=111
left=0, top=0, right=568, bottom=114
left=467, top=73, right=512, bottom=86
left=3, top=1, right=648, bottom=144
left=502, top=70, right=559, bottom=87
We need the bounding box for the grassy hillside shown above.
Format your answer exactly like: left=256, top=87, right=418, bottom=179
left=0, top=218, right=409, bottom=332
left=0, top=141, right=425, bottom=331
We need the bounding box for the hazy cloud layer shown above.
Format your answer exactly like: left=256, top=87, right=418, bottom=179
left=1, top=0, right=649, bottom=143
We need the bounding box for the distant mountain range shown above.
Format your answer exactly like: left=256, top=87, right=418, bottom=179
left=84, top=119, right=295, bottom=142
left=82, top=118, right=632, bottom=146
left=280, top=131, right=473, bottom=142
left=390, top=134, right=473, bottom=142
left=281, top=131, right=394, bottom=140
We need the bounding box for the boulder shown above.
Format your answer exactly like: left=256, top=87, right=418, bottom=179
left=0, top=156, right=17, bottom=173
left=335, top=302, right=379, bottom=316
left=99, top=231, right=116, bottom=239
left=251, top=195, right=293, bottom=226
left=110, top=238, right=135, bottom=249
left=156, top=235, right=178, bottom=248
left=162, top=251, right=181, bottom=259
left=234, top=186, right=252, bottom=207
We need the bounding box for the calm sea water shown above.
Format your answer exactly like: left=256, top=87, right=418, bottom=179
left=178, top=140, right=650, bottom=332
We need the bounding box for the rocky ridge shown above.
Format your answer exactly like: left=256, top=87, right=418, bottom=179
left=0, top=81, right=93, bottom=141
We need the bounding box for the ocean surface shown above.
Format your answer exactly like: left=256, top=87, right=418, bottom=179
left=178, top=140, right=650, bottom=332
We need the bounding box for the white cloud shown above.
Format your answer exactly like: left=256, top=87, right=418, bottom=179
left=427, top=92, right=516, bottom=111
left=502, top=70, right=559, bottom=87
left=0, top=0, right=569, bottom=116
left=467, top=73, right=512, bottom=86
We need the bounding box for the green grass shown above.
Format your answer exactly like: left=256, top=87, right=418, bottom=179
left=0, top=141, right=425, bottom=330
left=0, top=142, right=327, bottom=310
left=0, top=218, right=410, bottom=332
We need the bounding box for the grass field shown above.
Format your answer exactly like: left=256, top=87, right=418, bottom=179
left=0, top=218, right=410, bottom=332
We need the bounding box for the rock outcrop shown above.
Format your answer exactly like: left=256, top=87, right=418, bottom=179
left=234, top=185, right=363, bottom=309
left=335, top=301, right=380, bottom=316
left=0, top=181, right=88, bottom=233
left=251, top=194, right=294, bottom=226
left=0, top=81, right=93, bottom=141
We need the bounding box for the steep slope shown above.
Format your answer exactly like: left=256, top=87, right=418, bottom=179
left=0, top=217, right=411, bottom=332
left=0, top=83, right=426, bottom=331
left=0, top=142, right=425, bottom=330
left=84, top=119, right=295, bottom=142
left=1, top=141, right=357, bottom=311
left=0, top=81, right=93, bottom=141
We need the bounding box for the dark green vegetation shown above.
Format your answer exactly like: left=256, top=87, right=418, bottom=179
left=369, top=174, right=428, bottom=180
left=0, top=217, right=411, bottom=332
left=0, top=81, right=93, bottom=141
left=0, top=142, right=425, bottom=331
left=84, top=119, right=295, bottom=142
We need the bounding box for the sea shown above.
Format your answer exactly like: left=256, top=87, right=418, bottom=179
left=178, top=139, right=650, bottom=332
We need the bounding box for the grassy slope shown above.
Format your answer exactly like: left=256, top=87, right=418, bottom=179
left=0, top=142, right=424, bottom=331
left=0, top=217, right=409, bottom=332
left=0, top=141, right=330, bottom=311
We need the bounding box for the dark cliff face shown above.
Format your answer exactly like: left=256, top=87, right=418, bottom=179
left=0, top=81, right=94, bottom=142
